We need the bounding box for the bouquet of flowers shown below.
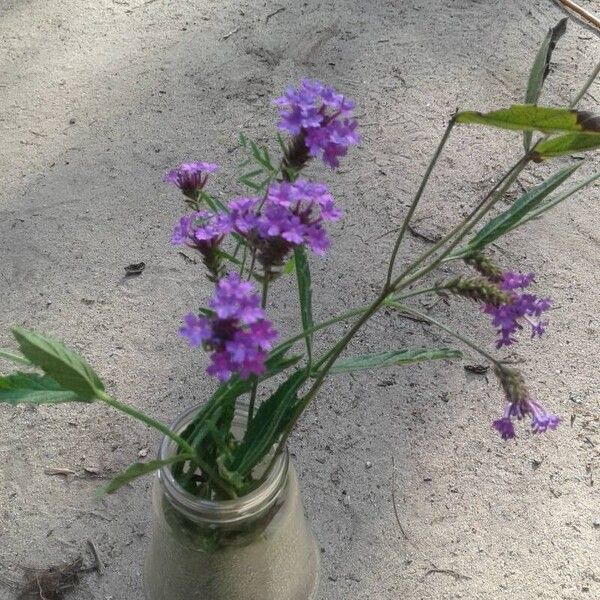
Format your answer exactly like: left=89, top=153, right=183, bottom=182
left=1, top=20, right=599, bottom=503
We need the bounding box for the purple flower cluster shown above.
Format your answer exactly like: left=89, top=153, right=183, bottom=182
left=492, top=367, right=559, bottom=439
left=171, top=211, right=231, bottom=253
left=483, top=271, right=551, bottom=348
left=164, top=162, right=219, bottom=197
left=229, top=180, right=342, bottom=262
left=180, top=274, right=278, bottom=382
left=493, top=399, right=560, bottom=440
left=274, top=79, right=360, bottom=168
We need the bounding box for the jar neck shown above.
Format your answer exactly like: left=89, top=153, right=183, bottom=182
left=157, top=403, right=289, bottom=526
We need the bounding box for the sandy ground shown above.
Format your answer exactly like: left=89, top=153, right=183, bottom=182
left=1, top=0, right=600, bottom=598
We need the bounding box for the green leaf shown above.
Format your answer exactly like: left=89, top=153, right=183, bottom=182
left=326, top=348, right=463, bottom=375
left=533, top=133, right=600, bottom=158
left=11, top=327, right=104, bottom=400
left=229, top=370, right=307, bottom=476
left=293, top=246, right=313, bottom=362
left=467, top=163, right=581, bottom=251
left=0, top=349, right=31, bottom=367
left=0, top=372, right=86, bottom=405
left=517, top=170, right=600, bottom=225
left=456, top=105, right=600, bottom=135
left=524, top=18, right=568, bottom=151
left=96, top=455, right=193, bottom=496
left=283, top=256, right=296, bottom=274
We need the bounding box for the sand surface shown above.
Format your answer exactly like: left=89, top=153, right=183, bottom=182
left=1, top=0, right=600, bottom=598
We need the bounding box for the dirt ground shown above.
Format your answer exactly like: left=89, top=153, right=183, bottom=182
left=1, top=0, right=600, bottom=598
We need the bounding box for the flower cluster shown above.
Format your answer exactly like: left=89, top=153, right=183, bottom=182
left=274, top=79, right=360, bottom=169
left=229, top=180, right=342, bottom=267
left=164, top=162, right=219, bottom=198
left=180, top=274, right=278, bottom=382
left=492, top=367, right=559, bottom=439
left=483, top=271, right=551, bottom=348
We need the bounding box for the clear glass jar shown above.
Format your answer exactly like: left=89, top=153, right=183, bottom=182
left=143, top=403, right=320, bottom=600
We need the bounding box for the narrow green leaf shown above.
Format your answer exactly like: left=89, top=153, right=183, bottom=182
left=533, top=133, right=600, bottom=158
left=11, top=327, right=104, bottom=399
left=230, top=370, right=307, bottom=475
left=456, top=105, right=600, bottom=135
left=0, top=372, right=86, bottom=405
left=293, top=247, right=313, bottom=362
left=517, top=170, right=600, bottom=226
left=0, top=349, right=31, bottom=367
left=327, top=348, right=463, bottom=375
left=240, top=168, right=264, bottom=180
left=467, top=163, right=581, bottom=251
left=524, top=18, right=568, bottom=151
left=96, top=454, right=193, bottom=496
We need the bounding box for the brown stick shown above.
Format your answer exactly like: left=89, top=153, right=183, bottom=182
left=555, top=0, right=600, bottom=30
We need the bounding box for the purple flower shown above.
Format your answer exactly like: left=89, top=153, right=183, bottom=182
left=274, top=79, right=359, bottom=168
left=171, top=211, right=231, bottom=256
left=180, top=274, right=278, bottom=382
left=493, top=367, right=560, bottom=439
left=228, top=179, right=342, bottom=266
left=483, top=271, right=551, bottom=348
left=164, top=162, right=219, bottom=197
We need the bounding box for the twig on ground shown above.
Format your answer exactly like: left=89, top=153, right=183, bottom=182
left=554, top=0, right=600, bottom=31
left=424, top=566, right=472, bottom=581
left=223, top=27, right=241, bottom=40
left=265, top=7, right=285, bottom=23
left=391, top=456, right=408, bottom=541
left=87, top=540, right=104, bottom=575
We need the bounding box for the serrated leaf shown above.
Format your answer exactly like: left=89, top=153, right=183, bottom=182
left=96, top=455, right=193, bottom=496
left=11, top=327, right=104, bottom=399
left=0, top=372, right=86, bottom=404
left=326, top=348, right=463, bottom=374
left=467, top=163, right=581, bottom=251
left=524, top=19, right=568, bottom=151
left=456, top=105, right=600, bottom=135
left=229, top=370, right=307, bottom=476
left=293, top=247, right=313, bottom=362
left=533, top=133, right=600, bottom=158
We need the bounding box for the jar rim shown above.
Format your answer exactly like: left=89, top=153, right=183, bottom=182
left=157, top=402, right=289, bottom=525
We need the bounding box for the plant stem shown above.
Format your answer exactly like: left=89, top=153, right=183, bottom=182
left=390, top=303, right=503, bottom=368
left=385, top=117, right=456, bottom=287
left=570, top=60, right=600, bottom=108
left=390, top=156, right=529, bottom=292
left=247, top=272, right=270, bottom=426
left=96, top=391, right=237, bottom=499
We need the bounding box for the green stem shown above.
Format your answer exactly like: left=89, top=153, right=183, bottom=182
left=247, top=272, right=270, bottom=426
left=570, top=60, right=600, bottom=109
left=385, top=117, right=456, bottom=287
left=96, top=391, right=237, bottom=499
left=391, top=303, right=502, bottom=368
left=390, top=156, right=529, bottom=292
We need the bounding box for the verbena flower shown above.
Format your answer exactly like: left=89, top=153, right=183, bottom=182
left=483, top=271, right=551, bottom=348
left=180, top=274, right=278, bottom=381
left=274, top=79, right=359, bottom=169
left=164, top=162, right=219, bottom=197
left=493, top=367, right=560, bottom=439
left=171, top=211, right=231, bottom=280
left=229, top=179, right=342, bottom=268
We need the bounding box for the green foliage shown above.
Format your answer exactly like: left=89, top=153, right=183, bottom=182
left=533, top=133, right=600, bottom=158
left=465, top=163, right=581, bottom=252
left=456, top=105, right=600, bottom=135
left=293, top=246, right=313, bottom=362
left=0, top=372, right=86, bottom=405
left=228, top=370, right=307, bottom=476
left=11, top=327, right=104, bottom=400
left=238, top=132, right=278, bottom=192
left=0, top=349, right=31, bottom=367
left=97, top=455, right=193, bottom=496
left=326, top=348, right=463, bottom=375
left=523, top=18, right=568, bottom=151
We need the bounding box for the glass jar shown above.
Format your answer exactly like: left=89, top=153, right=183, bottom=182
left=143, top=403, right=320, bottom=600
